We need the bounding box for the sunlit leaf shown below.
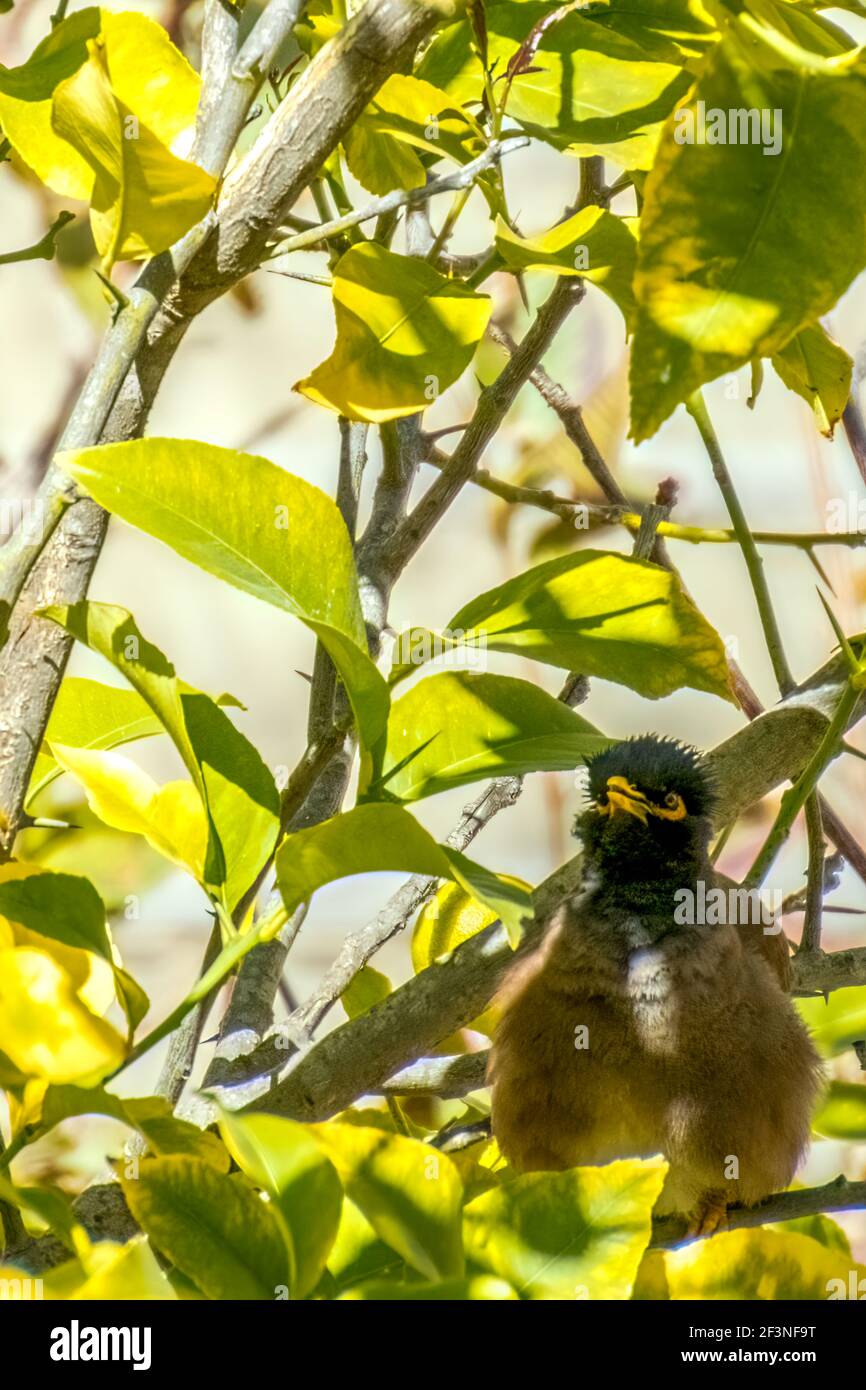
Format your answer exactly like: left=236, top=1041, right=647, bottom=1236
left=341, top=964, right=392, bottom=1020
left=40, top=1085, right=231, bottom=1169
left=418, top=2, right=693, bottom=169
left=630, top=12, right=866, bottom=439
left=27, top=676, right=164, bottom=808
left=0, top=947, right=125, bottom=1084
left=41, top=601, right=280, bottom=909
left=0, top=9, right=215, bottom=266
left=219, top=1111, right=343, bottom=1299
left=57, top=442, right=389, bottom=750
left=463, top=1157, right=668, bottom=1299
left=772, top=322, right=852, bottom=437
left=796, top=986, right=866, bottom=1057
left=121, top=1156, right=290, bottom=1300
left=40, top=1236, right=178, bottom=1300
left=50, top=27, right=215, bottom=271
left=344, top=74, right=483, bottom=195
left=340, top=1275, right=517, bottom=1299
left=50, top=745, right=209, bottom=881
left=0, top=861, right=146, bottom=1034
left=392, top=550, right=734, bottom=702
left=313, top=1123, right=464, bottom=1282
left=295, top=244, right=491, bottom=423
left=812, top=1080, right=866, bottom=1140
left=664, top=1227, right=866, bottom=1299
left=275, top=802, right=533, bottom=946
left=495, top=207, right=638, bottom=327
left=371, top=670, right=609, bottom=801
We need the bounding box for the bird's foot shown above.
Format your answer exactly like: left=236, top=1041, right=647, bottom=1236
left=686, top=1192, right=729, bottom=1240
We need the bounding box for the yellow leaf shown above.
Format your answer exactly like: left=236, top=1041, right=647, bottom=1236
left=51, top=33, right=215, bottom=271
left=665, top=1227, right=866, bottom=1301
left=51, top=744, right=208, bottom=881
left=0, top=948, right=125, bottom=1084
left=0, top=10, right=214, bottom=268
left=0, top=861, right=114, bottom=1016
left=41, top=1236, right=177, bottom=1299
left=295, top=244, right=491, bottom=422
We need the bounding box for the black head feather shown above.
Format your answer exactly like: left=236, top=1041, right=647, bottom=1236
left=584, top=735, right=716, bottom=820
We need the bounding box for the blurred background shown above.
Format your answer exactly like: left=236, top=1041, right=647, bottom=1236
left=3, top=0, right=866, bottom=1254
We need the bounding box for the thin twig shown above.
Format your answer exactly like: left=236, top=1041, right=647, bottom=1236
left=799, top=794, right=826, bottom=953
left=687, top=390, right=796, bottom=696
left=651, top=1177, right=866, bottom=1250
left=267, top=139, right=526, bottom=258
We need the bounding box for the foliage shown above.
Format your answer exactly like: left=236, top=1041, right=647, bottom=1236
left=1, top=0, right=865, bottom=1304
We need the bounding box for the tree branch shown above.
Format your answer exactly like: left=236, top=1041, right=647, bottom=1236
left=0, top=0, right=446, bottom=859
left=650, top=1177, right=866, bottom=1249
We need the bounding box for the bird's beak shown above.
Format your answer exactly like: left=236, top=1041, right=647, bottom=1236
left=598, top=776, right=651, bottom=824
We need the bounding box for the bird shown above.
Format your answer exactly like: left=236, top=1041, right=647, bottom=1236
left=488, top=734, right=823, bottom=1237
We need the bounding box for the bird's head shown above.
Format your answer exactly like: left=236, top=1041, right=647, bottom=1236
left=576, top=735, right=717, bottom=884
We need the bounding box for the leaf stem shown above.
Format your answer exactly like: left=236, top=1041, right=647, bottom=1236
left=687, top=390, right=796, bottom=695
left=744, top=674, right=863, bottom=887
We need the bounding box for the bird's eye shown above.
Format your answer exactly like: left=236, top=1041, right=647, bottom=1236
left=665, top=793, right=678, bottom=808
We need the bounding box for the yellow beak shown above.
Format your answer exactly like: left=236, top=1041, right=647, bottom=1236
left=596, top=777, right=687, bottom=824
left=600, top=776, right=651, bottom=823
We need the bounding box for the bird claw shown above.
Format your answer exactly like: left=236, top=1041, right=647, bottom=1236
left=686, top=1194, right=729, bottom=1240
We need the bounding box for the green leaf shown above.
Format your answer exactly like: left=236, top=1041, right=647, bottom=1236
left=121, top=1156, right=290, bottom=1300
left=341, top=964, right=393, bottom=1020
left=0, top=862, right=111, bottom=959
left=812, top=1080, right=866, bottom=1140
left=340, top=1275, right=518, bottom=1299
left=392, top=550, right=734, bottom=702
left=344, top=73, right=483, bottom=195
left=27, top=674, right=240, bottom=809
left=219, top=1112, right=343, bottom=1299
left=371, top=670, right=610, bottom=801
left=326, top=1197, right=405, bottom=1292
left=418, top=2, right=693, bottom=169
left=0, top=7, right=102, bottom=197
left=772, top=323, right=853, bottom=438
left=0, top=10, right=215, bottom=266
left=664, top=1227, right=866, bottom=1299
left=41, top=600, right=280, bottom=910
left=796, top=986, right=866, bottom=1057
left=57, top=440, right=389, bottom=750
left=778, top=1211, right=852, bottom=1257
left=28, top=676, right=163, bottom=808
left=494, top=207, right=638, bottom=327
left=630, top=13, right=866, bottom=440
left=40, top=1236, right=178, bottom=1300
left=0, top=862, right=147, bottom=1035
left=0, top=1174, right=79, bottom=1249
left=463, top=1156, right=668, bottom=1299
left=295, top=243, right=491, bottom=423
left=275, top=802, right=533, bottom=946
left=41, top=1086, right=231, bottom=1169
left=314, top=1123, right=465, bottom=1282
left=50, top=746, right=210, bottom=884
